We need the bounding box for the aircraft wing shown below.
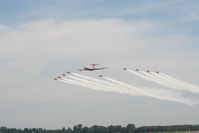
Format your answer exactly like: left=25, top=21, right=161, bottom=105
left=95, top=67, right=109, bottom=70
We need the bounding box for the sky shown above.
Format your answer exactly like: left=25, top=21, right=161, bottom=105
left=0, top=0, right=199, bottom=129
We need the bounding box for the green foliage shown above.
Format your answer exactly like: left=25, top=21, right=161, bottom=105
left=0, top=124, right=199, bottom=133
left=127, top=124, right=135, bottom=133
left=135, top=125, right=199, bottom=132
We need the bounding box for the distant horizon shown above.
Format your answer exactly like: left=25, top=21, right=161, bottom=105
left=1, top=124, right=199, bottom=132
left=1, top=123, right=199, bottom=129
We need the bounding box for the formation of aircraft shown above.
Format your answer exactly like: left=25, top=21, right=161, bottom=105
left=79, top=64, right=108, bottom=71
left=62, top=72, right=70, bottom=76
left=54, top=76, right=61, bottom=80
left=54, top=65, right=160, bottom=80
left=54, top=64, right=108, bottom=80
left=123, top=68, right=140, bottom=72
left=123, top=67, right=160, bottom=73
left=54, top=72, right=70, bottom=80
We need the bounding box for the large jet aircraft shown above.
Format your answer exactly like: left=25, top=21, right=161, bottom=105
left=79, top=64, right=108, bottom=71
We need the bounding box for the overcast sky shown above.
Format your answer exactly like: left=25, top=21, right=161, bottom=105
left=0, top=0, right=199, bottom=129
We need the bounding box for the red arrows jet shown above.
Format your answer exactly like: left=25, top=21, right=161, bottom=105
left=99, top=75, right=103, bottom=77
left=79, top=64, right=108, bottom=71
left=123, top=67, right=127, bottom=70
left=54, top=71, right=71, bottom=80
left=54, top=76, right=61, bottom=80
left=123, top=68, right=139, bottom=72
left=63, top=72, right=70, bottom=75
left=156, top=71, right=160, bottom=74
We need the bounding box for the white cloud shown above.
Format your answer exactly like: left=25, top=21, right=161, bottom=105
left=0, top=19, right=153, bottom=75
left=0, top=19, right=199, bottom=83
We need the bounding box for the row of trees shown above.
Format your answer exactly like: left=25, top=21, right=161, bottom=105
left=1, top=124, right=199, bottom=133
left=136, top=125, right=199, bottom=132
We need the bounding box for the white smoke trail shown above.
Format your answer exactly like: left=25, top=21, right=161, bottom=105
left=60, top=77, right=125, bottom=95
left=63, top=77, right=114, bottom=92
left=140, top=71, right=184, bottom=89
left=128, top=70, right=178, bottom=89
left=103, top=76, right=145, bottom=95
left=161, top=73, right=199, bottom=91
left=151, top=72, right=199, bottom=94
left=59, top=78, right=103, bottom=91
left=65, top=75, right=125, bottom=94
left=150, top=72, right=191, bottom=91
left=103, top=76, right=196, bottom=105
left=60, top=76, right=140, bottom=96
left=151, top=72, right=180, bottom=84
left=128, top=69, right=199, bottom=94
left=139, top=70, right=175, bottom=87
left=67, top=75, right=107, bottom=88
left=62, top=76, right=187, bottom=104
left=57, top=73, right=198, bottom=105
left=71, top=73, right=122, bottom=88
left=71, top=73, right=142, bottom=96
left=127, top=70, right=168, bottom=87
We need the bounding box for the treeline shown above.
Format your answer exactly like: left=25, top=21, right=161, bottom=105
left=136, top=125, right=199, bottom=132
left=1, top=124, right=199, bottom=133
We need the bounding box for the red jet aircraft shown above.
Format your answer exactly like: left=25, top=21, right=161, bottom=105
left=123, top=68, right=139, bottom=72
left=99, top=75, right=103, bottom=77
left=123, top=67, right=127, bottom=70
left=54, top=72, right=70, bottom=80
